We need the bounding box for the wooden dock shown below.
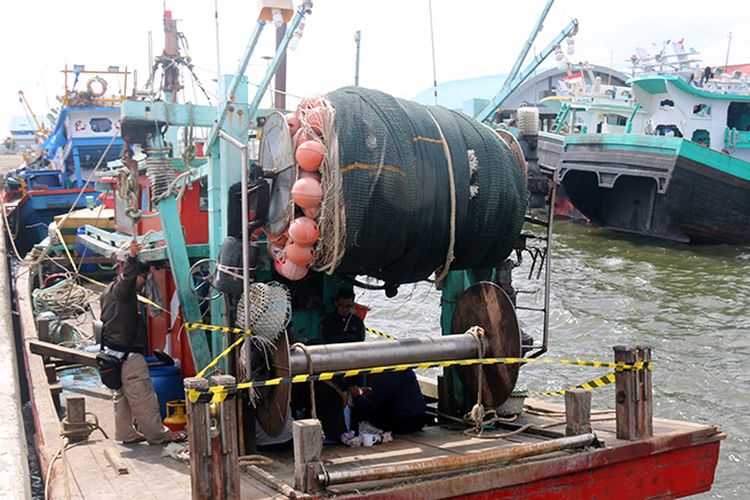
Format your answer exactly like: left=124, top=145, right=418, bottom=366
left=16, top=270, right=724, bottom=499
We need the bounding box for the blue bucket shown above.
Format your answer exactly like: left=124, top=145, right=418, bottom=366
left=147, top=360, right=183, bottom=419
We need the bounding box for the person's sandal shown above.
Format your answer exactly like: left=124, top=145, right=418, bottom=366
left=168, top=431, right=187, bottom=443
left=122, top=435, right=146, bottom=445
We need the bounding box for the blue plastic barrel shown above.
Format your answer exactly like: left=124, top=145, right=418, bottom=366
left=147, top=361, right=184, bottom=419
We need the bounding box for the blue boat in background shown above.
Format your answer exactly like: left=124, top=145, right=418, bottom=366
left=3, top=65, right=128, bottom=255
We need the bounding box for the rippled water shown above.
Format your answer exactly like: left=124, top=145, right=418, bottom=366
left=357, top=219, right=749, bottom=498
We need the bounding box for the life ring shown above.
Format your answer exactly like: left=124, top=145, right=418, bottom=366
left=86, top=76, right=108, bottom=98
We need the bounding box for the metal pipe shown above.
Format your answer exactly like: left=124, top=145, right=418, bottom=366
left=208, top=19, right=266, bottom=147
left=217, top=130, right=250, bottom=349
left=354, top=30, right=361, bottom=86
left=289, top=333, right=483, bottom=375
left=319, top=432, right=597, bottom=487
left=246, top=5, right=308, bottom=121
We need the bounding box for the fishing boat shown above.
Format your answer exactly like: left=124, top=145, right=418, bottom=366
left=556, top=42, right=750, bottom=243
left=2, top=66, right=127, bottom=255
left=3, top=5, right=725, bottom=500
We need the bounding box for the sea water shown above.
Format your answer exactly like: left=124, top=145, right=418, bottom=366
left=357, top=219, right=749, bottom=498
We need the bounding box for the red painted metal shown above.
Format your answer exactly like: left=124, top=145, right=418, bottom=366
left=116, top=174, right=208, bottom=245
left=453, top=442, right=721, bottom=500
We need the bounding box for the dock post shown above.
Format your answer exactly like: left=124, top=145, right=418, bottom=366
left=65, top=397, right=87, bottom=444
left=185, top=377, right=212, bottom=500
left=185, top=376, right=240, bottom=500
left=565, top=389, right=592, bottom=436
left=293, top=419, right=323, bottom=493
left=210, top=374, right=240, bottom=500
left=614, top=345, right=653, bottom=440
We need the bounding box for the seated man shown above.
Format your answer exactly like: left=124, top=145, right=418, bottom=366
left=319, top=288, right=364, bottom=344
left=314, top=288, right=365, bottom=441
left=349, top=369, right=427, bottom=434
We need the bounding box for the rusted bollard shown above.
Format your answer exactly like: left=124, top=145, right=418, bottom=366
left=185, top=375, right=240, bottom=500
left=614, top=345, right=653, bottom=440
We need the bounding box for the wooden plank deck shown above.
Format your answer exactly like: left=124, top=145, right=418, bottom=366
left=18, top=270, right=723, bottom=499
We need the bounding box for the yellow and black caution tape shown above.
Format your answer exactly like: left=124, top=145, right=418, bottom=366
left=366, top=327, right=397, bottom=341
left=195, top=328, right=253, bottom=378
left=185, top=322, right=252, bottom=335
left=187, top=356, right=651, bottom=404
left=529, top=372, right=617, bottom=397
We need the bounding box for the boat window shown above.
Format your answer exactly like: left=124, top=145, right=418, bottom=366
left=659, top=99, right=675, bottom=109
left=691, top=129, right=710, bottom=146
left=692, top=104, right=711, bottom=118
left=655, top=124, right=683, bottom=138
left=89, top=117, right=113, bottom=133
left=727, top=102, right=750, bottom=131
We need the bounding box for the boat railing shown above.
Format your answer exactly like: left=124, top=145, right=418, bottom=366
left=724, top=127, right=750, bottom=150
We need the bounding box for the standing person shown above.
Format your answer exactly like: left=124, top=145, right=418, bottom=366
left=100, top=239, right=185, bottom=444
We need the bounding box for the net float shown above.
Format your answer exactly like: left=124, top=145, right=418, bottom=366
left=291, top=177, right=323, bottom=209
left=295, top=140, right=324, bottom=172
left=288, top=216, right=320, bottom=245
left=286, top=113, right=301, bottom=136
left=274, top=256, right=308, bottom=281
left=285, top=241, right=315, bottom=266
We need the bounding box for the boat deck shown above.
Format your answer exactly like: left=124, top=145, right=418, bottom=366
left=16, top=271, right=724, bottom=499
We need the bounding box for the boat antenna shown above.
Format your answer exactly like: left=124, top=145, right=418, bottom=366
left=354, top=30, right=362, bottom=86
left=215, top=0, right=222, bottom=85
left=724, top=32, right=732, bottom=69
left=428, top=0, right=438, bottom=105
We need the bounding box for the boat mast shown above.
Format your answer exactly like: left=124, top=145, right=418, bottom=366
left=725, top=32, right=732, bottom=69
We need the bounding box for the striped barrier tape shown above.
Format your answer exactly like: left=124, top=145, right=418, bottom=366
left=366, top=327, right=397, bottom=341
left=185, top=322, right=252, bottom=335
left=187, top=357, right=651, bottom=404
left=529, top=372, right=617, bottom=397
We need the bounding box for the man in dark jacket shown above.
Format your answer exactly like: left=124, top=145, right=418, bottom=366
left=100, top=240, right=183, bottom=444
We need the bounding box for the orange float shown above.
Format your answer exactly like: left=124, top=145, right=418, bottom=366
left=286, top=113, right=301, bottom=136
left=294, top=131, right=314, bottom=149
left=299, top=170, right=321, bottom=182
left=291, top=177, right=323, bottom=208
left=295, top=140, right=324, bottom=172
left=288, top=216, right=320, bottom=245
left=285, top=241, right=315, bottom=266
left=305, top=107, right=323, bottom=135
left=274, top=257, right=308, bottom=281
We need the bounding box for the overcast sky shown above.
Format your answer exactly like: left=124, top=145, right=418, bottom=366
left=2, top=0, right=749, bottom=137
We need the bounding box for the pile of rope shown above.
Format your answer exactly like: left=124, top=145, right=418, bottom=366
left=32, top=277, right=91, bottom=319
left=311, top=87, right=528, bottom=286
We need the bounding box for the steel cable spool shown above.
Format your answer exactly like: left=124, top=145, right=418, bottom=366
left=144, top=149, right=176, bottom=203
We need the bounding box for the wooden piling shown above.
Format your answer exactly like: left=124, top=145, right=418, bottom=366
left=185, top=377, right=212, bottom=500
left=614, top=345, right=653, bottom=440
left=565, top=389, right=592, bottom=436
left=65, top=396, right=87, bottom=444
left=293, top=419, right=323, bottom=493
left=211, top=374, right=240, bottom=500
left=185, top=375, right=240, bottom=500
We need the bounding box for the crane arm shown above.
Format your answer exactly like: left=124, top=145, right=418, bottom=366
left=475, top=18, right=579, bottom=123
left=504, top=0, right=556, bottom=87
left=17, top=91, right=48, bottom=135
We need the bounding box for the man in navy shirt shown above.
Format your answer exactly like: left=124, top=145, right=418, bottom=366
left=349, top=370, right=427, bottom=433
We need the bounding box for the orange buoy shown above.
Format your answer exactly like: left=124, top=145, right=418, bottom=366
left=303, top=205, right=320, bottom=218
left=296, top=140, right=324, bottom=172
left=286, top=113, right=301, bottom=136
left=288, top=216, right=320, bottom=245
left=285, top=241, right=315, bottom=266
left=274, top=257, right=308, bottom=281
left=291, top=177, right=323, bottom=208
